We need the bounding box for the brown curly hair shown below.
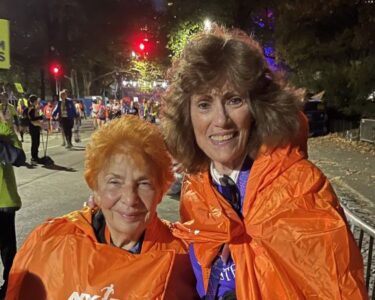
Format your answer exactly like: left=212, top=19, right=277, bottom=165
left=162, top=26, right=303, bottom=174
left=85, top=116, right=174, bottom=196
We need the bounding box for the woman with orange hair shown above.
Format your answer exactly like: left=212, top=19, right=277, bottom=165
left=6, top=116, right=198, bottom=300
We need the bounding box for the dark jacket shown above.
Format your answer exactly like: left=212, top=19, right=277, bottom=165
left=52, top=99, right=76, bottom=119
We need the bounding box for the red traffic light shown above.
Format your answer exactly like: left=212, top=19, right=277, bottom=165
left=50, top=63, right=62, bottom=77
left=132, top=34, right=153, bottom=57
left=139, top=42, right=145, bottom=51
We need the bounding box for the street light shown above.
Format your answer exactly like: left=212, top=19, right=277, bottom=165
left=204, top=19, right=212, bottom=32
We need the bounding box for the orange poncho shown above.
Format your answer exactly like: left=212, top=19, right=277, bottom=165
left=173, top=141, right=367, bottom=299
left=6, top=208, right=197, bottom=300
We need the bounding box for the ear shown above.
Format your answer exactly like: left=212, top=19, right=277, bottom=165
left=91, top=192, right=101, bottom=207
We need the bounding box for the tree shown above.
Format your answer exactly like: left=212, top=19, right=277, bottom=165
left=167, top=21, right=203, bottom=58
left=129, top=58, right=165, bottom=93
left=274, top=0, right=375, bottom=116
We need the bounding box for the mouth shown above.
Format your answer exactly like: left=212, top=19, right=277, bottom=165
left=209, top=132, right=237, bottom=143
left=119, top=211, right=145, bottom=221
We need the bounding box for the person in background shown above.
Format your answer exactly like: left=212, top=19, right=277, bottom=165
left=162, top=26, right=367, bottom=299
left=16, top=96, right=28, bottom=142
left=6, top=116, right=197, bottom=299
left=0, top=94, right=19, bottom=137
left=27, top=95, right=43, bottom=164
left=74, top=100, right=83, bottom=143
left=91, top=99, right=99, bottom=129
left=52, top=89, right=76, bottom=149
left=42, top=101, right=53, bottom=133
left=112, top=100, right=121, bottom=119
left=96, top=97, right=106, bottom=128
left=0, top=92, right=24, bottom=299
left=127, top=101, right=139, bottom=117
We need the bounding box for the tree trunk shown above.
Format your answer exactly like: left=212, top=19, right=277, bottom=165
left=82, top=71, right=92, bottom=97
left=73, top=69, right=79, bottom=98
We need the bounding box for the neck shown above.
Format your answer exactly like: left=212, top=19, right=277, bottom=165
left=212, top=153, right=247, bottom=176
left=113, top=238, right=138, bottom=250
left=109, top=230, right=142, bottom=251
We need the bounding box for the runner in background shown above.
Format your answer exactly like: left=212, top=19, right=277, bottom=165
left=96, top=97, right=106, bottom=128
left=27, top=95, right=43, bottom=164
left=74, top=100, right=83, bottom=143
left=16, top=96, right=28, bottom=142
left=43, top=101, right=54, bottom=133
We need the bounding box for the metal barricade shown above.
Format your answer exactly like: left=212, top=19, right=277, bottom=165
left=360, top=118, right=375, bottom=143
left=342, top=204, right=375, bottom=299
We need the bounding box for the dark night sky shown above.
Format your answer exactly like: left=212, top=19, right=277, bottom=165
left=0, top=0, right=168, bottom=56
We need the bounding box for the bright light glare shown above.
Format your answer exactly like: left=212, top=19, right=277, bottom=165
left=204, top=19, right=212, bottom=31
left=139, top=43, right=145, bottom=50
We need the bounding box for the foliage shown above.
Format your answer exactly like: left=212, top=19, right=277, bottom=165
left=273, top=0, right=375, bottom=116
left=0, top=0, right=155, bottom=97
left=167, top=21, right=203, bottom=58
left=130, top=58, right=165, bottom=93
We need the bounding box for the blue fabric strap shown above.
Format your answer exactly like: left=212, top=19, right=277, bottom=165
left=205, top=256, right=224, bottom=300
left=219, top=175, right=242, bottom=218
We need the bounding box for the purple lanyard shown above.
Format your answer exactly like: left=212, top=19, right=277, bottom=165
left=205, top=157, right=253, bottom=299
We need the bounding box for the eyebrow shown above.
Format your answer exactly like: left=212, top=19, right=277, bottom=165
left=137, top=176, right=152, bottom=182
left=223, top=91, right=240, bottom=98
left=105, top=173, right=151, bottom=181
left=193, top=91, right=241, bottom=100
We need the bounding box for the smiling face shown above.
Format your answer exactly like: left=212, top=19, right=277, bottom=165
left=94, top=150, right=160, bottom=249
left=190, top=81, right=252, bottom=174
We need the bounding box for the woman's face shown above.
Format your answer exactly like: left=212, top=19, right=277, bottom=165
left=94, top=150, right=160, bottom=246
left=190, top=81, right=252, bottom=173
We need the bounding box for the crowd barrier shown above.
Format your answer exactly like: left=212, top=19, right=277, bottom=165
left=342, top=204, right=375, bottom=299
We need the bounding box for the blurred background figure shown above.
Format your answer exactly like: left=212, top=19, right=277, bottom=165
left=16, top=96, right=28, bottom=143
left=53, top=90, right=76, bottom=149
left=0, top=92, right=24, bottom=299
left=27, top=95, right=43, bottom=164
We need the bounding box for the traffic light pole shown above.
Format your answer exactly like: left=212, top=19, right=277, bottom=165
left=55, top=76, right=60, bottom=98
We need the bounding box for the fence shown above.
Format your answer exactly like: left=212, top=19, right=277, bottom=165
left=328, top=118, right=360, bottom=134
left=360, top=119, right=375, bottom=143
left=342, top=204, right=375, bottom=299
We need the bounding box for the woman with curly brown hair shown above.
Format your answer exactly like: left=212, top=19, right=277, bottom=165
left=162, top=26, right=367, bottom=299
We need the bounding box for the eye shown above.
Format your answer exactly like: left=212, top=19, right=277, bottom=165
left=227, top=96, right=244, bottom=106
left=197, top=101, right=211, bottom=110
left=108, top=178, right=121, bottom=186
left=138, top=180, right=154, bottom=190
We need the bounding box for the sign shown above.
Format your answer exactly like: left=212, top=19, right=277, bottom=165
left=14, top=83, right=24, bottom=93
left=0, top=19, right=10, bottom=69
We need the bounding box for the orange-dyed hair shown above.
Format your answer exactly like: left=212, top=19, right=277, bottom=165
left=84, top=116, right=174, bottom=196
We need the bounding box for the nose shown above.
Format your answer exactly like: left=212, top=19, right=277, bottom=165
left=121, top=185, right=139, bottom=206
left=213, top=102, right=229, bottom=127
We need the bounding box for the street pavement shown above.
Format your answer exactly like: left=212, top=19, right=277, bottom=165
left=308, top=134, right=375, bottom=226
